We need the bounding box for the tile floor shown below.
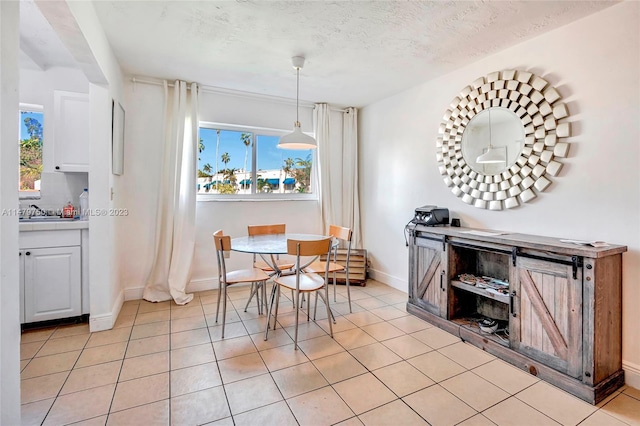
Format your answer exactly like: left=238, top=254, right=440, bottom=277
left=19, top=280, right=640, bottom=425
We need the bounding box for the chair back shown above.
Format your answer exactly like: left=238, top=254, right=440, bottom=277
left=248, top=224, right=286, bottom=236
left=213, top=230, right=231, bottom=280
left=328, top=225, right=352, bottom=242
left=328, top=225, right=352, bottom=264
left=288, top=237, right=332, bottom=276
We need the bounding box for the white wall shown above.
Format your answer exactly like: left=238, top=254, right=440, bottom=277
left=359, top=2, right=640, bottom=385
left=0, top=1, right=21, bottom=422
left=64, top=1, right=125, bottom=331
left=117, top=82, right=335, bottom=297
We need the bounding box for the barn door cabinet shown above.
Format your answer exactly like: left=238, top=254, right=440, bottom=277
left=407, top=225, right=626, bottom=404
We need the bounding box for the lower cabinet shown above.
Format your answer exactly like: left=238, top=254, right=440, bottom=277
left=511, top=255, right=583, bottom=379
left=19, top=229, right=84, bottom=324
left=409, top=234, right=447, bottom=317
left=407, top=225, right=626, bottom=404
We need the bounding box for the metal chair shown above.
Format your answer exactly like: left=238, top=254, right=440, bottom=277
left=247, top=224, right=295, bottom=273
left=264, top=237, right=334, bottom=349
left=213, top=230, right=269, bottom=338
left=304, top=225, right=353, bottom=313
left=246, top=224, right=295, bottom=311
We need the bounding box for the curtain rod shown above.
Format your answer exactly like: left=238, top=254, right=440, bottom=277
left=130, top=77, right=348, bottom=113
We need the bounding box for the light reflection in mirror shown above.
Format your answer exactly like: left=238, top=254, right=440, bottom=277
left=461, top=107, right=525, bottom=175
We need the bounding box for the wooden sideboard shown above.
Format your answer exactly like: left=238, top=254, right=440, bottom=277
left=407, top=225, right=627, bottom=404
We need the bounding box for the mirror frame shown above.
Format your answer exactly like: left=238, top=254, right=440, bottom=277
left=436, top=70, right=572, bottom=210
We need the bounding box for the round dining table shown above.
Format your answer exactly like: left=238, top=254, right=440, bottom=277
left=231, top=233, right=330, bottom=256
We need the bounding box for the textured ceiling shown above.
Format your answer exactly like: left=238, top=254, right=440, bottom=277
left=23, top=1, right=618, bottom=107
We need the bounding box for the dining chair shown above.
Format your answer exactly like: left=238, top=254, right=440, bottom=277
left=246, top=224, right=295, bottom=311
left=213, top=230, right=270, bottom=338
left=264, top=237, right=334, bottom=349
left=305, top=225, right=354, bottom=313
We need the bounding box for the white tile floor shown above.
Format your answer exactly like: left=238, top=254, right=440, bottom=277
left=20, top=280, right=640, bottom=425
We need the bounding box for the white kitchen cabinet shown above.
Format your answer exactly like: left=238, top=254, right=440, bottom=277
left=19, top=229, right=84, bottom=324
left=23, top=247, right=81, bottom=323
left=53, top=90, right=90, bottom=172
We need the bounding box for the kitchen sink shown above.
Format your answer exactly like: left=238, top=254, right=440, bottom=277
left=19, top=216, right=76, bottom=222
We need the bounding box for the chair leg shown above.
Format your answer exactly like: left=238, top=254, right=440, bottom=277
left=313, top=292, right=318, bottom=320
left=244, top=282, right=258, bottom=313
left=221, top=284, right=227, bottom=339
left=273, top=286, right=281, bottom=330
left=346, top=270, right=352, bottom=313
left=262, top=280, right=268, bottom=315
left=294, top=289, right=301, bottom=350
left=215, top=280, right=222, bottom=324
left=318, top=291, right=337, bottom=324
left=264, top=282, right=278, bottom=341
left=323, top=286, right=333, bottom=337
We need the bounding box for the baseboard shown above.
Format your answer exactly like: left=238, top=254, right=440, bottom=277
left=623, top=360, right=640, bottom=390
left=368, top=268, right=407, bottom=293
left=89, top=288, right=123, bottom=332
left=124, top=278, right=219, bottom=302
left=187, top=277, right=217, bottom=293
left=124, top=286, right=144, bottom=301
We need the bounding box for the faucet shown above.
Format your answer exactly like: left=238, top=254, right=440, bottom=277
left=27, top=204, right=47, bottom=217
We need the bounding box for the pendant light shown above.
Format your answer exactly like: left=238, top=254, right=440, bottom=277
left=278, top=56, right=317, bottom=150
left=476, top=108, right=506, bottom=164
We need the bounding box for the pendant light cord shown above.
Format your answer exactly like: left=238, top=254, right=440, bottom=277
left=487, top=108, right=493, bottom=149
left=295, top=66, right=300, bottom=126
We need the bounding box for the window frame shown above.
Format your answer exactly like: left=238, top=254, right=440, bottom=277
left=197, top=121, right=317, bottom=202
left=19, top=103, right=44, bottom=200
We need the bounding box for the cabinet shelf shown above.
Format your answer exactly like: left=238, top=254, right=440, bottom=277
left=451, top=317, right=509, bottom=348
left=450, top=279, right=509, bottom=304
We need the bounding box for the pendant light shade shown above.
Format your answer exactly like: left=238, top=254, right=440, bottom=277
left=475, top=108, right=505, bottom=164
left=278, top=56, right=316, bottom=150
left=476, top=147, right=506, bottom=164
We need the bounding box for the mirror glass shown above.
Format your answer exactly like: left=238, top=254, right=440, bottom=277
left=461, top=107, right=525, bottom=175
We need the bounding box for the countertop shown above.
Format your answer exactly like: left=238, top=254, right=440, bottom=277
left=19, top=220, right=89, bottom=232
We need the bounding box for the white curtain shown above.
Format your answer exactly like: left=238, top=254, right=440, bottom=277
left=342, top=107, right=362, bottom=248
left=314, top=103, right=335, bottom=232
left=143, top=80, right=198, bottom=305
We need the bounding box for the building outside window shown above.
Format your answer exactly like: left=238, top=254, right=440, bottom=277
left=19, top=105, right=44, bottom=197
left=197, top=124, right=314, bottom=198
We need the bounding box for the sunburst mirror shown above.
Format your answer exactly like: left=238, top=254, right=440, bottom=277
left=436, top=70, right=572, bottom=210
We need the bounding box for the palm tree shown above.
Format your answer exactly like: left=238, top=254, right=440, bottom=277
left=281, top=155, right=312, bottom=192
left=198, top=137, right=204, bottom=160
left=221, top=152, right=230, bottom=167
left=241, top=133, right=251, bottom=179
left=215, top=130, right=221, bottom=191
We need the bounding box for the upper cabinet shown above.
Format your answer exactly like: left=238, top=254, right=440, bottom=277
left=53, top=90, right=89, bottom=172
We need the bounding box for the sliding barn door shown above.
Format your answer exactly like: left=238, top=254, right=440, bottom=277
left=510, top=255, right=583, bottom=378
left=409, top=235, right=447, bottom=317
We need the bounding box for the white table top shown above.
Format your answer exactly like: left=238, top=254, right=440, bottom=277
left=231, top=233, right=330, bottom=255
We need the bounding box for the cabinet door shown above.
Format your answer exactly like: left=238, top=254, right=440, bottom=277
left=24, top=246, right=81, bottom=323
left=511, top=256, right=583, bottom=378
left=409, top=235, right=447, bottom=317
left=19, top=251, right=25, bottom=324
left=53, top=91, right=90, bottom=172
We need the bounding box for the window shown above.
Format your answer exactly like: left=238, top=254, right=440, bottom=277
left=197, top=123, right=314, bottom=198
left=19, top=105, right=44, bottom=196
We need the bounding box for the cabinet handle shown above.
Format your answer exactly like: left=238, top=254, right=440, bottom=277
left=440, top=271, right=444, bottom=291
left=25, top=251, right=31, bottom=256
left=510, top=291, right=516, bottom=317
left=55, top=166, right=60, bottom=170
